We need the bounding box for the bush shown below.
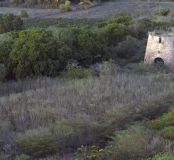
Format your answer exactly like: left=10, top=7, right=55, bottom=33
left=153, top=8, right=170, bottom=16
left=76, top=146, right=113, bottom=160
left=107, top=125, right=165, bottom=160
left=151, top=110, right=174, bottom=130
left=147, top=152, right=174, bottom=160
left=17, top=129, right=58, bottom=158
left=107, top=16, right=132, bottom=26
left=124, top=61, right=168, bottom=75
left=15, top=154, right=31, bottom=160
left=131, top=18, right=153, bottom=39
left=9, top=28, right=71, bottom=79
left=104, top=21, right=132, bottom=45
left=110, top=36, right=145, bottom=65
left=61, top=67, right=94, bottom=79
left=0, top=32, right=18, bottom=80
left=78, top=0, right=93, bottom=10
left=59, top=0, right=71, bottom=12
left=160, top=126, right=174, bottom=140
left=62, top=26, right=110, bottom=67
left=48, top=117, right=107, bottom=151
left=18, top=10, right=29, bottom=18
left=0, top=63, right=6, bottom=82
left=0, top=13, right=23, bottom=34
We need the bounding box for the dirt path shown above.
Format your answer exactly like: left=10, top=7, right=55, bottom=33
left=0, top=1, right=174, bottom=19
left=0, top=2, right=144, bottom=19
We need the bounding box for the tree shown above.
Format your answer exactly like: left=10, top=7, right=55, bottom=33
left=0, top=13, right=23, bottom=34
left=9, top=28, right=71, bottom=79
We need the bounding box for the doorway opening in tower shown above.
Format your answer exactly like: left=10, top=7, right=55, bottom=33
left=154, top=57, right=164, bottom=66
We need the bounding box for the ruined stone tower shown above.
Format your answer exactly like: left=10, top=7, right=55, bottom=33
left=144, top=31, right=174, bottom=71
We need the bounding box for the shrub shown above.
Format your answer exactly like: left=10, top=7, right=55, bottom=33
left=59, top=4, right=66, bottom=12
left=107, top=16, right=132, bottom=26
left=61, top=67, right=94, bottom=79
left=17, top=129, right=58, bottom=158
left=15, top=154, right=31, bottom=160
left=0, top=33, right=18, bottom=80
left=0, top=13, right=23, bottom=34
left=78, top=0, right=93, bottom=10
left=24, top=0, right=35, bottom=7
left=104, top=22, right=132, bottom=45
left=124, top=61, right=168, bottom=75
left=153, top=8, right=170, bottom=16
left=151, top=110, right=174, bottom=130
left=131, top=18, right=153, bottom=39
left=76, top=146, right=113, bottom=160
left=48, top=117, right=107, bottom=151
left=18, top=10, right=29, bottom=18
left=107, top=125, right=165, bottom=160
left=147, top=152, right=174, bottom=160
left=151, top=118, right=165, bottom=130
left=0, top=63, right=6, bottom=82
left=65, top=0, right=71, bottom=11
left=59, top=0, right=71, bottom=12
left=9, top=28, right=71, bottom=79
left=160, top=126, right=174, bottom=140
left=63, top=26, right=110, bottom=67
left=110, top=36, right=145, bottom=64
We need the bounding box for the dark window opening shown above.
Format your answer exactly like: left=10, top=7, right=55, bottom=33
left=154, top=57, right=164, bottom=66
left=158, top=51, right=160, bottom=54
left=159, top=37, right=162, bottom=43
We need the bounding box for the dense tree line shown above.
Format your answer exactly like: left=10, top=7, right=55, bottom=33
left=0, top=13, right=23, bottom=34
left=0, top=15, right=172, bottom=80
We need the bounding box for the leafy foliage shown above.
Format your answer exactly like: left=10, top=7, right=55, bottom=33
left=160, top=126, right=174, bottom=140
left=17, top=129, right=58, bottom=158
left=153, top=8, right=170, bottom=16
left=9, top=28, right=71, bottom=79
left=18, top=10, right=29, bottom=18
left=15, top=154, right=31, bottom=160
left=76, top=146, right=113, bottom=160
left=0, top=63, right=6, bottom=82
left=147, top=152, right=174, bottom=160
left=111, top=36, right=145, bottom=65
left=0, top=13, right=23, bottom=34
left=23, top=18, right=104, bottom=29
left=105, top=17, right=132, bottom=45
left=78, top=0, right=93, bottom=10
left=107, top=16, right=132, bottom=26
left=59, top=0, right=71, bottom=12
left=151, top=110, right=174, bottom=130
left=107, top=126, right=165, bottom=160
left=48, top=117, right=107, bottom=150
left=61, top=66, right=94, bottom=79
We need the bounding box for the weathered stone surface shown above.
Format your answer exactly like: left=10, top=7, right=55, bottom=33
left=144, top=32, right=174, bottom=71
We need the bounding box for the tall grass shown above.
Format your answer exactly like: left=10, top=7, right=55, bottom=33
left=1, top=72, right=174, bottom=127
left=1, top=65, right=174, bottom=158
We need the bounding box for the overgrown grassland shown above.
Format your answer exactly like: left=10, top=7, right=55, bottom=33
left=1, top=67, right=174, bottom=159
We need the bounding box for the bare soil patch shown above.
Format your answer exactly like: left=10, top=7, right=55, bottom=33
left=0, top=2, right=146, bottom=19
left=1, top=1, right=174, bottom=19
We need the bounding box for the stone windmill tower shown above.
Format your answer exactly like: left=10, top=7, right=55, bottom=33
left=144, top=31, right=174, bottom=71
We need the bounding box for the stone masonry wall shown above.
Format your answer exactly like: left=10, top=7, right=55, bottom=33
left=144, top=33, right=174, bottom=71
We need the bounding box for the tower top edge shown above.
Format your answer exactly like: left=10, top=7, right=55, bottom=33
left=148, top=31, right=174, bottom=37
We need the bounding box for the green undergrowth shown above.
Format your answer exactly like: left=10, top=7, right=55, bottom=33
left=147, top=152, right=174, bottom=160
left=23, top=18, right=105, bottom=29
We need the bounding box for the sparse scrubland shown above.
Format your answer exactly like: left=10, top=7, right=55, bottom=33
left=1, top=0, right=174, bottom=160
